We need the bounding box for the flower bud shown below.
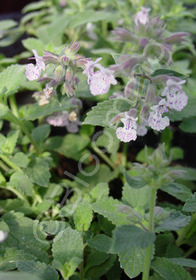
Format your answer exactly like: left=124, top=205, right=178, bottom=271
left=61, top=55, right=69, bottom=65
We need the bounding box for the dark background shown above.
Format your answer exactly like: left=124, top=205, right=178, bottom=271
left=0, top=0, right=36, bottom=13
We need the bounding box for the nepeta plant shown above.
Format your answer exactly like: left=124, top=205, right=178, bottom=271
left=0, top=2, right=195, bottom=280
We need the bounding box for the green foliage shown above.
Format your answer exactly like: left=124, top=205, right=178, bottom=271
left=183, top=193, right=196, bottom=212
left=151, top=257, right=192, bottom=280
left=52, top=227, right=83, bottom=278
left=73, top=201, right=93, bottom=231
left=0, top=65, right=25, bottom=96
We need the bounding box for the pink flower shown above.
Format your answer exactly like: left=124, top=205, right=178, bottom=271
left=148, top=100, right=170, bottom=131
left=89, top=69, right=117, bottom=96
left=25, top=49, right=45, bottom=81
left=134, top=7, right=151, bottom=26
left=116, top=115, right=137, bottom=142
left=161, top=79, right=188, bottom=111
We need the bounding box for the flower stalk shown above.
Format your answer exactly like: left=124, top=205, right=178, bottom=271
left=142, top=187, right=157, bottom=280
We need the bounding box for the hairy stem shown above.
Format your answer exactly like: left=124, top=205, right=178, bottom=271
left=0, top=154, right=21, bottom=171
left=142, top=188, right=157, bottom=280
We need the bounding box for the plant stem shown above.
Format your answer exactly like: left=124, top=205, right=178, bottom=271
left=91, top=143, right=116, bottom=170
left=121, top=143, right=128, bottom=167
left=18, top=120, right=41, bottom=155
left=9, top=95, right=19, bottom=117
left=142, top=188, right=157, bottom=280
left=6, top=185, right=27, bottom=201
left=0, top=154, right=20, bottom=171
left=0, top=160, right=10, bottom=172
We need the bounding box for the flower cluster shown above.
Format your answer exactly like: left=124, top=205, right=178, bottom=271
left=109, top=7, right=189, bottom=143
left=83, top=58, right=117, bottom=96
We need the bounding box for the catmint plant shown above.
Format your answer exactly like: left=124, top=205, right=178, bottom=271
left=0, top=2, right=195, bottom=280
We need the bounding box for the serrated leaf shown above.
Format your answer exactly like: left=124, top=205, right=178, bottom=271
left=90, top=183, right=109, bottom=201
left=111, top=225, right=155, bottom=278
left=183, top=193, right=196, bottom=212
left=1, top=212, right=49, bottom=262
left=74, top=201, right=93, bottom=232
left=83, top=98, right=133, bottom=127
left=92, top=197, right=130, bottom=226
left=11, top=152, right=29, bottom=168
left=122, top=183, right=151, bottom=209
left=151, top=257, right=192, bottom=280
left=22, top=38, right=45, bottom=55
left=111, top=225, right=155, bottom=253
left=17, top=260, right=58, bottom=280
left=119, top=247, right=145, bottom=278
left=25, top=157, right=51, bottom=187
left=9, top=171, right=33, bottom=196
left=161, top=183, right=192, bottom=202
left=88, top=234, right=112, bottom=253
left=0, top=65, right=25, bottom=96
left=156, top=211, right=191, bottom=232
left=52, top=227, right=83, bottom=278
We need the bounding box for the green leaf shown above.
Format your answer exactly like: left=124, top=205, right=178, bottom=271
left=156, top=211, right=191, bottom=232
left=95, top=128, right=120, bottom=154
left=92, top=197, right=130, bottom=226
left=11, top=152, right=29, bottom=168
left=36, top=11, right=70, bottom=44
left=0, top=65, right=25, bottom=96
left=183, top=193, right=196, bottom=212
left=167, top=258, right=196, bottom=268
left=74, top=201, right=93, bottom=232
left=22, top=2, right=49, bottom=13
left=151, top=257, right=192, bottom=280
left=22, top=38, right=45, bottom=55
left=160, top=183, right=192, bottom=202
left=83, top=98, right=133, bottom=127
left=118, top=247, right=145, bottom=278
left=52, top=227, right=83, bottom=279
left=0, top=130, right=19, bottom=155
left=124, top=170, right=147, bottom=189
left=17, top=260, right=58, bottom=280
left=45, top=134, right=89, bottom=160
left=111, top=225, right=155, bottom=278
left=23, top=97, right=74, bottom=121
left=111, top=225, right=155, bottom=253
left=85, top=253, right=116, bottom=280
left=32, top=124, right=51, bottom=145
left=151, top=69, right=187, bottom=78
left=1, top=212, right=49, bottom=262
left=88, top=234, right=112, bottom=253
left=73, top=164, right=114, bottom=189
left=0, top=248, right=37, bottom=271
left=9, top=171, right=33, bottom=196
left=69, top=10, right=120, bottom=29
left=25, top=157, right=51, bottom=187
left=179, top=117, right=196, bottom=132
left=90, top=183, right=109, bottom=201
left=0, top=20, right=17, bottom=30
left=0, top=272, right=41, bottom=280
left=122, top=183, right=151, bottom=210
